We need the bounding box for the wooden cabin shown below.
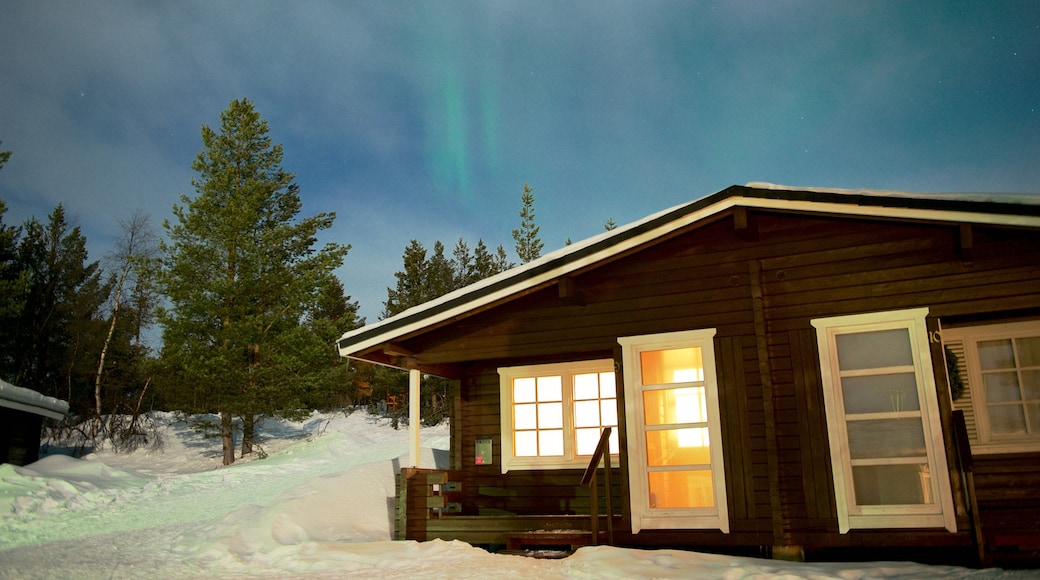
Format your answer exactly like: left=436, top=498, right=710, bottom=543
left=1, top=379, right=69, bottom=466
left=337, top=184, right=1040, bottom=566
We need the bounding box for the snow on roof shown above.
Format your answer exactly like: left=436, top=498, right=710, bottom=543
left=0, top=379, right=69, bottom=420
left=338, top=183, right=1040, bottom=361
left=746, top=182, right=1040, bottom=205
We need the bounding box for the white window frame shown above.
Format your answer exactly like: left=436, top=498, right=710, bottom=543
left=618, top=328, right=729, bottom=534
left=812, top=308, right=956, bottom=533
left=942, top=319, right=1040, bottom=454
left=499, top=359, right=619, bottom=474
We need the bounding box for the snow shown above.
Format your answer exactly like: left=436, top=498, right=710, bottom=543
left=744, top=182, right=1040, bottom=205
left=0, top=379, right=69, bottom=420
left=0, top=411, right=1031, bottom=579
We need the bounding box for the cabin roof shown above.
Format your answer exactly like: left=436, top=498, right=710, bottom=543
left=0, top=379, right=70, bottom=420
left=337, top=183, right=1040, bottom=363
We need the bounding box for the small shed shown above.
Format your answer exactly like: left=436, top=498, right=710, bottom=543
left=0, top=379, right=69, bottom=466
left=338, top=184, right=1040, bottom=566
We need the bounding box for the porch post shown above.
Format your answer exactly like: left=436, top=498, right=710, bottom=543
left=409, top=367, right=421, bottom=467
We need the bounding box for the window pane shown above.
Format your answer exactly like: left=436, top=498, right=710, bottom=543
left=576, top=427, right=601, bottom=455
left=538, top=402, right=563, bottom=429
left=576, top=428, right=617, bottom=456
left=836, top=329, right=913, bottom=370
left=1028, top=403, right=1040, bottom=433
left=574, top=400, right=601, bottom=428
left=1018, top=337, right=1040, bottom=367
left=514, top=378, right=536, bottom=403
left=852, top=464, right=932, bottom=506
left=978, top=339, right=1015, bottom=370
left=646, top=428, right=711, bottom=466
left=648, top=470, right=714, bottom=509
left=574, top=373, right=600, bottom=400
left=984, top=372, right=1022, bottom=403
left=539, top=430, right=563, bottom=456
left=643, top=387, right=706, bottom=426
left=600, top=399, right=618, bottom=426
left=989, top=404, right=1027, bottom=435
left=515, top=431, right=538, bottom=456
left=847, top=419, right=926, bottom=459
left=841, top=373, right=921, bottom=414
left=640, top=347, right=704, bottom=385
left=600, top=372, right=617, bottom=398
left=514, top=404, right=537, bottom=430
left=537, top=376, right=562, bottom=401
left=1023, top=370, right=1040, bottom=400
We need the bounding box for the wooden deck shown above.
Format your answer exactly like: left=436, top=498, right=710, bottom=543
left=396, top=468, right=621, bottom=548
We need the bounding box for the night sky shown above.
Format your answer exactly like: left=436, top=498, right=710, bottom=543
left=1, top=1, right=1038, bottom=322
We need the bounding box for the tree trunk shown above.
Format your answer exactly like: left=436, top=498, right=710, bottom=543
left=221, top=411, right=235, bottom=466
left=94, top=280, right=124, bottom=422
left=241, top=414, right=254, bottom=456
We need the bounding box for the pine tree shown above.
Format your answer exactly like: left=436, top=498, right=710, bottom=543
left=156, top=99, right=349, bottom=465
left=512, top=182, right=543, bottom=263
left=604, top=217, right=618, bottom=231
left=426, top=241, right=454, bottom=300
left=7, top=206, right=107, bottom=410
left=0, top=203, right=25, bottom=341
left=451, top=238, right=474, bottom=288
left=301, top=275, right=364, bottom=409
left=472, top=239, right=512, bottom=281
left=383, top=240, right=428, bottom=319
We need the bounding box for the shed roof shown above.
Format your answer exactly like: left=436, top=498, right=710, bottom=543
left=0, top=379, right=70, bottom=420
left=337, top=183, right=1040, bottom=363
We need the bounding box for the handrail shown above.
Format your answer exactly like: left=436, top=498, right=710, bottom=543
left=581, top=427, right=614, bottom=545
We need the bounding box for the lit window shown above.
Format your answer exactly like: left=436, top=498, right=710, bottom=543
left=500, top=361, right=618, bottom=472
left=619, top=328, right=728, bottom=533
left=943, top=320, right=1040, bottom=453
left=813, top=308, right=956, bottom=533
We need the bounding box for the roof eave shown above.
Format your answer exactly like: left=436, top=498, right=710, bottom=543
left=337, top=184, right=1040, bottom=361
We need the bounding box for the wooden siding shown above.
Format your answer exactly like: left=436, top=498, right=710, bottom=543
left=973, top=453, right=1040, bottom=565
left=398, top=208, right=1040, bottom=558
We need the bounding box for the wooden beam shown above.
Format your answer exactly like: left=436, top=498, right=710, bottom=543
left=409, top=368, right=421, bottom=468
left=734, top=207, right=758, bottom=241
left=958, top=224, right=974, bottom=264
left=558, top=276, right=585, bottom=306
left=749, top=260, right=785, bottom=545
left=384, top=343, right=415, bottom=358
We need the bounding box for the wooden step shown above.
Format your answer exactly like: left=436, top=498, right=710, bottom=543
left=505, top=530, right=597, bottom=551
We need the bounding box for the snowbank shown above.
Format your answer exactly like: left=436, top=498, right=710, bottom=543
left=0, top=410, right=1028, bottom=578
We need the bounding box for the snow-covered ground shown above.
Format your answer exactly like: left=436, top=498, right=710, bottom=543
left=0, top=411, right=1031, bottom=578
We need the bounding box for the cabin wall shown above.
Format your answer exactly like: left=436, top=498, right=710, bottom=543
left=453, top=363, right=623, bottom=516
left=408, top=209, right=1040, bottom=556
left=0, top=407, right=45, bottom=466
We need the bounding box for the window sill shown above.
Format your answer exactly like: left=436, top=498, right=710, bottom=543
left=969, top=441, right=1040, bottom=455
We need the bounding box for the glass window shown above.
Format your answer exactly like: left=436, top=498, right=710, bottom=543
left=619, top=328, right=728, bottom=533
left=943, top=320, right=1040, bottom=451
left=813, top=308, right=956, bottom=533
left=499, top=361, right=618, bottom=472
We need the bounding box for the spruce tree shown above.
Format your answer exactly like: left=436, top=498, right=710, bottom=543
left=512, top=182, right=543, bottom=263
left=156, top=99, right=348, bottom=465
